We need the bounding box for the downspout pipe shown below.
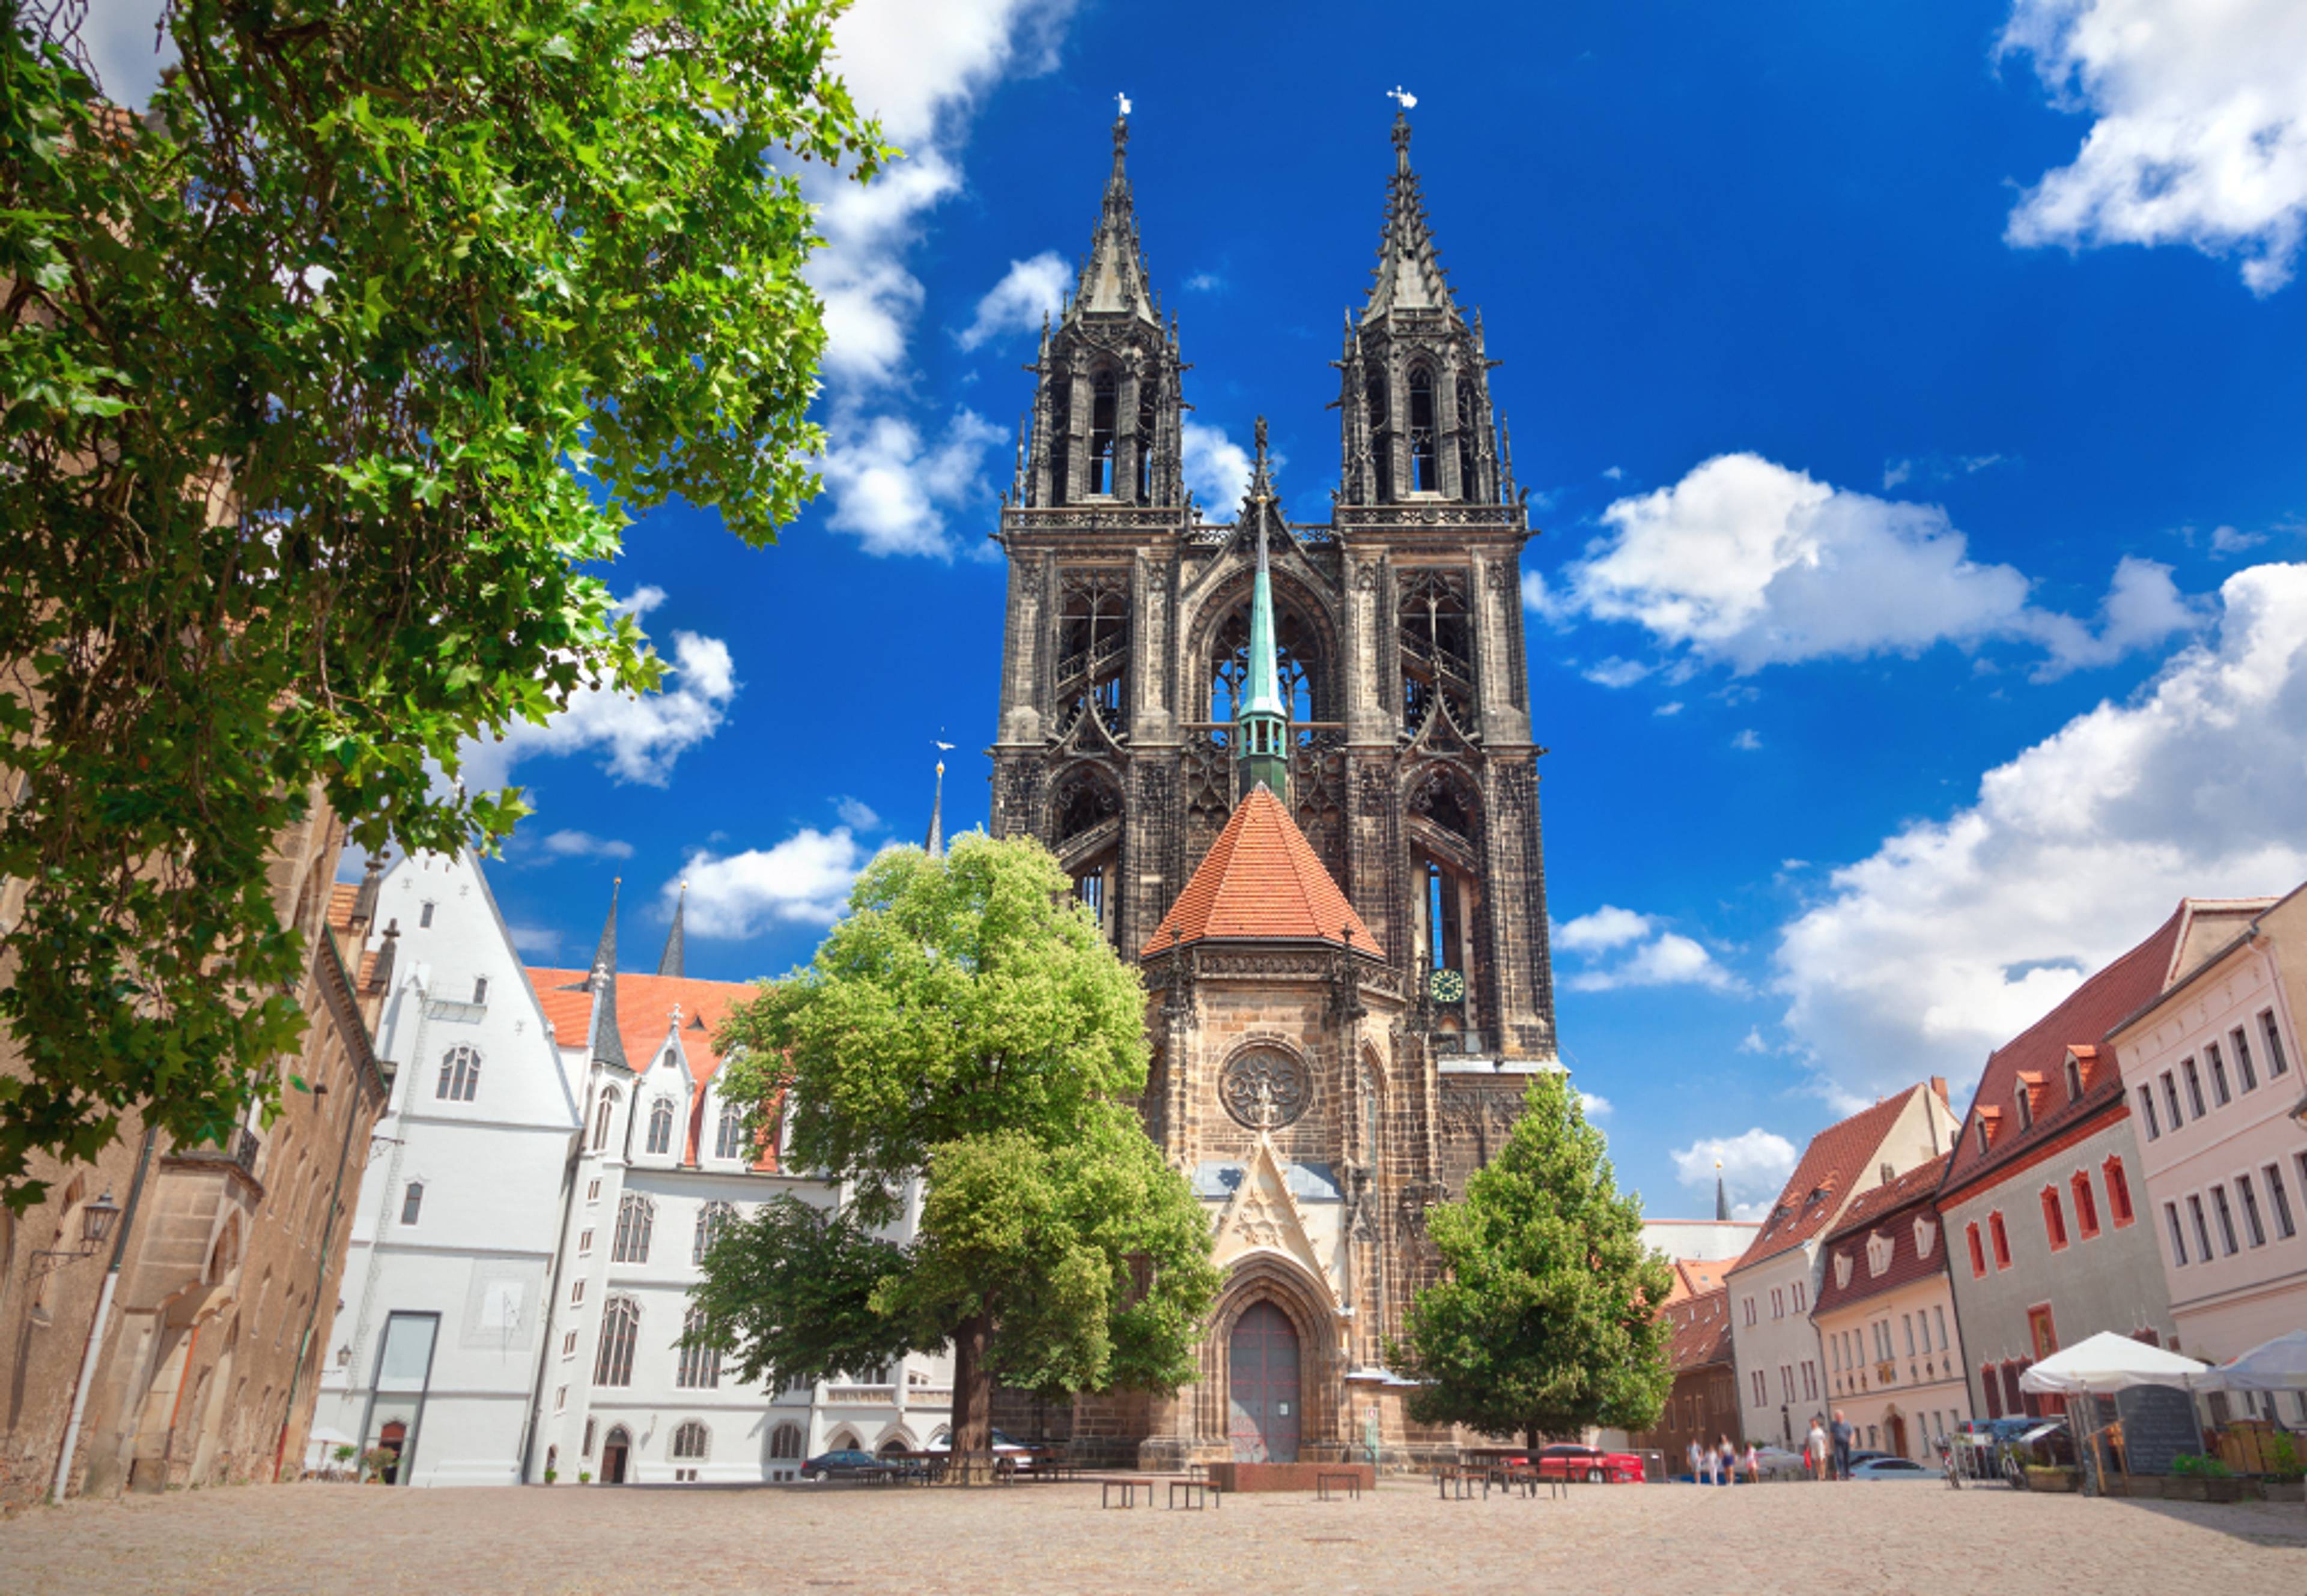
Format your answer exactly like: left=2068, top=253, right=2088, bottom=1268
left=52, top=1124, right=159, bottom=1501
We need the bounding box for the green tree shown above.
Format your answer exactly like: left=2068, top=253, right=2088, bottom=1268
left=698, top=834, right=1218, bottom=1470
left=0, top=1, right=890, bottom=1203
left=1389, top=1072, right=1673, bottom=1451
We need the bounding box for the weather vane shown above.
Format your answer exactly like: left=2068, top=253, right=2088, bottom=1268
left=1116, top=91, right=1132, bottom=117
left=1386, top=85, right=1417, bottom=111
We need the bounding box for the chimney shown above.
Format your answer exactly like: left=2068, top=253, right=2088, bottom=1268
left=1930, top=1075, right=1949, bottom=1105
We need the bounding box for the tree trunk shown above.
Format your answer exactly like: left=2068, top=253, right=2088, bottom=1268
left=947, top=1310, right=995, bottom=1483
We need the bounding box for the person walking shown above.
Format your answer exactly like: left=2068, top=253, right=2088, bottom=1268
left=1830, top=1409, right=1856, bottom=1481
left=1718, top=1436, right=1737, bottom=1487
left=1807, top=1416, right=1829, bottom=1481
left=1687, top=1436, right=1705, bottom=1484
left=1745, top=1440, right=1760, bottom=1483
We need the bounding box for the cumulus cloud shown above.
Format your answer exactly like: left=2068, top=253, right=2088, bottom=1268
left=1557, top=906, right=1746, bottom=994
left=956, top=251, right=1070, bottom=351
left=1578, top=1091, right=1614, bottom=1120
left=505, top=924, right=565, bottom=959
left=1731, top=729, right=1763, bottom=752
left=1582, top=657, right=1654, bottom=689
left=819, top=409, right=1006, bottom=559
left=676, top=828, right=874, bottom=938
left=1557, top=905, right=1652, bottom=953
left=835, top=796, right=883, bottom=832
left=458, top=591, right=738, bottom=791
left=1655, top=701, right=1685, bottom=717
left=1672, top=1129, right=1799, bottom=1221
left=1184, top=271, right=1226, bottom=293
left=1775, top=562, right=2307, bottom=1103
left=1182, top=421, right=1268, bottom=511
left=1530, top=452, right=2201, bottom=678
left=540, top=830, right=634, bottom=861
left=2001, top=0, right=2307, bottom=294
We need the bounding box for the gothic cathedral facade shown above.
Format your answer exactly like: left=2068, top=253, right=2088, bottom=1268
left=987, top=113, right=1560, bottom=1468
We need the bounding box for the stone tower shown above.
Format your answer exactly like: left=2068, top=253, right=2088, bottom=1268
left=987, top=111, right=1560, bottom=1468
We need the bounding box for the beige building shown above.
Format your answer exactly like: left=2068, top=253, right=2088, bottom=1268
left=2106, top=882, right=2307, bottom=1420
left=1810, top=1154, right=1971, bottom=1460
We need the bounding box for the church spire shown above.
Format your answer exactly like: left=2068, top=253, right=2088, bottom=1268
left=925, top=759, right=947, bottom=859
left=589, top=877, right=628, bottom=1070
left=1074, top=112, right=1157, bottom=323
left=1363, top=110, right=1459, bottom=325
left=1715, top=1161, right=1730, bottom=1222
left=657, top=881, right=687, bottom=979
left=1235, top=418, right=1290, bottom=804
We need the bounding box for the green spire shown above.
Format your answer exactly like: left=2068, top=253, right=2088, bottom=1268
left=1235, top=417, right=1290, bottom=804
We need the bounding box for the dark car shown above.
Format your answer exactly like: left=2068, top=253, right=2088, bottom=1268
left=800, top=1448, right=887, bottom=1481
left=1534, top=1443, right=1645, bottom=1483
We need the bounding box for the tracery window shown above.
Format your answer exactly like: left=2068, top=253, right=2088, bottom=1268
left=645, top=1098, right=675, bottom=1156
left=1054, top=574, right=1128, bottom=739
left=672, top=1419, right=710, bottom=1460
left=714, top=1100, right=746, bottom=1162
left=1454, top=377, right=1481, bottom=502
left=1408, top=366, right=1438, bottom=493
left=770, top=1422, right=804, bottom=1460
left=436, top=1045, right=479, bottom=1102
left=1046, top=379, right=1071, bottom=507
left=591, top=1087, right=618, bottom=1151
left=1208, top=600, right=1321, bottom=727
left=612, top=1194, right=654, bottom=1263
left=693, top=1200, right=735, bottom=1264
left=676, top=1307, right=721, bottom=1389
left=1136, top=382, right=1158, bottom=502
left=1088, top=372, right=1117, bottom=496
left=1397, top=570, right=1473, bottom=733
left=1365, top=371, right=1392, bottom=501
left=594, top=1297, right=639, bottom=1386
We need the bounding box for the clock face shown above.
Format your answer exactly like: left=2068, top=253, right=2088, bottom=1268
left=1429, top=967, right=1465, bottom=1004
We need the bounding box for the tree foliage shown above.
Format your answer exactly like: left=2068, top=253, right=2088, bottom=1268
left=0, top=1, right=889, bottom=1202
left=701, top=834, right=1218, bottom=1452
left=1390, top=1072, right=1673, bottom=1446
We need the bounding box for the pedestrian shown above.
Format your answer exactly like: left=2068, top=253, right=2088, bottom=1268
left=1830, top=1408, right=1855, bottom=1481
left=1687, top=1436, right=1704, bottom=1484
left=1807, top=1416, right=1829, bottom=1481
left=1745, top=1440, right=1760, bottom=1483
left=1718, top=1436, right=1737, bottom=1487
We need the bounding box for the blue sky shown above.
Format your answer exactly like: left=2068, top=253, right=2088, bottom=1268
left=94, top=1, right=2307, bottom=1219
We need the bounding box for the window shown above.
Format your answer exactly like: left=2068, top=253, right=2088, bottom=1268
left=2162, top=1071, right=2184, bottom=1127
left=594, top=1297, right=639, bottom=1386
left=2182, top=1058, right=2207, bottom=1119
left=1903, top=1314, right=1916, bottom=1356
left=1087, top=373, right=1116, bottom=496
left=1935, top=1306, right=1949, bottom=1350
left=693, top=1201, right=734, bottom=1264
left=2265, top=1162, right=2297, bottom=1240
left=714, top=1101, right=746, bottom=1161
left=1407, top=366, right=1439, bottom=492
left=2071, top=1173, right=2101, bottom=1239
left=472, top=976, right=488, bottom=1005
left=612, top=1194, right=653, bottom=1263
left=1771, top=1287, right=1784, bottom=1319
left=645, top=1099, right=675, bottom=1157
left=554, top=1385, right=567, bottom=1413
left=1802, top=1361, right=1818, bottom=1401
left=1916, top=1312, right=1932, bottom=1354
left=419, top=900, right=436, bottom=928
left=2211, top=1185, right=2240, bottom=1255
left=1364, top=372, right=1393, bottom=501
left=2166, top=1201, right=2190, bottom=1265
left=2014, top=1082, right=2034, bottom=1131
left=1792, top=1280, right=1806, bottom=1313
left=2189, top=1194, right=2215, bottom=1261
left=2264, top=1010, right=2290, bottom=1076
left=2233, top=1027, right=2259, bottom=1091
left=583, top=1419, right=595, bottom=1458
left=1966, top=1221, right=1987, bottom=1278
left=1780, top=1364, right=1795, bottom=1403
left=770, top=1423, right=804, bottom=1460
left=571, top=1279, right=585, bottom=1306
left=1977, top=1117, right=1993, bottom=1157
left=591, top=1088, right=618, bottom=1151
left=2207, top=1042, right=2232, bottom=1106
left=586, top=1178, right=601, bottom=1204
left=400, top=1181, right=424, bottom=1226
left=1743, top=1296, right=1757, bottom=1327
left=1751, top=1370, right=1766, bottom=1407
left=1982, top=1364, right=2004, bottom=1419
left=436, top=1045, right=480, bottom=1102
left=676, top=1308, right=720, bottom=1389
left=2238, top=1173, right=2268, bottom=1248
left=2104, top=1158, right=2135, bottom=1227
left=2138, top=1087, right=2160, bottom=1141
left=2064, top=1056, right=2083, bottom=1100
left=672, top=1419, right=710, bottom=1461
left=561, top=1329, right=578, bottom=1359
left=1989, top=1210, right=2011, bottom=1269
left=577, top=1227, right=594, bottom=1256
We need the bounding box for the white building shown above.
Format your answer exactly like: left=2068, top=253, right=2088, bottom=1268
left=310, top=851, right=583, bottom=1485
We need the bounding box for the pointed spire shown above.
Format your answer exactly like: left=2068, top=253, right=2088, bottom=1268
left=925, top=759, right=947, bottom=859
left=1363, top=110, right=1459, bottom=324
left=590, top=877, right=628, bottom=1070
left=657, top=881, right=687, bottom=979
left=1235, top=418, right=1290, bottom=804
left=1073, top=112, right=1158, bottom=322
left=1715, top=1161, right=1731, bottom=1223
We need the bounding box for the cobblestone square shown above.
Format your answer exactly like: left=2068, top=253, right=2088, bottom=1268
left=4, top=1479, right=2301, bottom=1596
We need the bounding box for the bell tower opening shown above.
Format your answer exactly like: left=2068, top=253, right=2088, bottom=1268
left=1398, top=571, right=1473, bottom=734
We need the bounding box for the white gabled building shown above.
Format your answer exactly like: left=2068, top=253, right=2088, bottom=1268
left=311, top=851, right=584, bottom=1485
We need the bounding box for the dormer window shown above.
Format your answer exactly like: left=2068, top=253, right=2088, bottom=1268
left=2014, top=1079, right=2035, bottom=1132
left=2064, top=1055, right=2083, bottom=1100
left=1866, top=1231, right=1894, bottom=1277
left=1914, top=1216, right=1938, bottom=1258
left=1834, top=1252, right=1853, bottom=1289
left=1977, top=1107, right=2001, bottom=1155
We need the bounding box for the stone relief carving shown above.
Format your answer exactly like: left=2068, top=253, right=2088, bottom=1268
left=1220, top=1048, right=1310, bottom=1130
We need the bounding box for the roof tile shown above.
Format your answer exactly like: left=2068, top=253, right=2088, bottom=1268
left=1728, top=1086, right=1932, bottom=1274
left=1141, top=785, right=1379, bottom=957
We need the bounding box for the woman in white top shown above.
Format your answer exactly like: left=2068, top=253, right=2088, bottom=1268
left=1807, top=1419, right=1829, bottom=1481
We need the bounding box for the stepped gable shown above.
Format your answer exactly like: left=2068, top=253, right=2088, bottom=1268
left=1939, top=905, right=2186, bottom=1199
left=1730, top=1086, right=1929, bottom=1273
left=1140, top=785, right=1380, bottom=958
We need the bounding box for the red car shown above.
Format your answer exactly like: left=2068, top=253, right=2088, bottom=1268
left=1533, top=1443, right=1645, bottom=1483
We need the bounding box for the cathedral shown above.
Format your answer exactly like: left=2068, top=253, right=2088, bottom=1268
left=986, top=109, right=1563, bottom=1469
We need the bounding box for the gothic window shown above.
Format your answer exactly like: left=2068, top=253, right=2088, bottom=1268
left=1454, top=378, right=1480, bottom=502
left=1409, top=767, right=1484, bottom=1052
left=769, top=1422, right=804, bottom=1460
left=1088, top=372, right=1117, bottom=496
left=714, top=1100, right=746, bottom=1161
left=1208, top=599, right=1323, bottom=729
left=1046, top=380, right=1071, bottom=507
left=1050, top=766, right=1122, bottom=943
left=672, top=1419, right=710, bottom=1459
left=612, top=1194, right=654, bottom=1263
left=594, top=1297, right=639, bottom=1386
left=693, top=1200, right=734, bottom=1264
left=1365, top=371, right=1392, bottom=502
left=1398, top=570, right=1473, bottom=733
left=1054, top=574, right=1128, bottom=739
left=591, top=1087, right=618, bottom=1151
left=676, top=1308, right=721, bottom=1389
left=436, top=1045, right=479, bottom=1102
left=645, top=1098, right=675, bottom=1156
left=1136, top=381, right=1157, bottom=502
left=1408, top=366, right=1439, bottom=493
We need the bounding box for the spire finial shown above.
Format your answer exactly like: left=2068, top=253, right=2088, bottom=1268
left=656, top=879, right=687, bottom=979
left=925, top=748, right=950, bottom=860
left=592, top=876, right=621, bottom=977
left=1235, top=426, right=1289, bottom=806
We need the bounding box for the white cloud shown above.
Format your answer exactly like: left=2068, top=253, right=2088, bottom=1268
left=540, top=830, right=635, bottom=861
left=1182, top=421, right=1269, bottom=512
left=1671, top=1128, right=1799, bottom=1220
left=836, top=796, right=883, bottom=831
left=1568, top=932, right=1746, bottom=995
left=1731, top=728, right=1763, bottom=751
left=1600, top=466, right=1626, bottom=482
left=458, top=593, right=738, bottom=791
left=1577, top=1091, right=1613, bottom=1120
left=2001, top=0, right=2307, bottom=294
left=956, top=251, right=1069, bottom=351
left=1556, top=905, right=1652, bottom=953
left=505, top=924, right=565, bottom=959
left=677, top=828, right=873, bottom=938
left=2211, top=524, right=2267, bottom=556
left=1531, top=452, right=2200, bottom=678
left=1582, top=657, right=1654, bottom=688
left=1737, top=1026, right=1769, bottom=1054
left=1654, top=700, right=1685, bottom=717
left=1184, top=271, right=1225, bottom=293
left=1775, top=561, right=2307, bottom=1103
left=819, top=408, right=1007, bottom=559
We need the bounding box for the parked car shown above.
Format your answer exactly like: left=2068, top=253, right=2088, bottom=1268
left=1850, top=1455, right=1938, bottom=1481
left=925, top=1427, right=1037, bottom=1473
left=799, top=1448, right=887, bottom=1481
left=1533, top=1443, right=1645, bottom=1483
left=1749, top=1445, right=1810, bottom=1481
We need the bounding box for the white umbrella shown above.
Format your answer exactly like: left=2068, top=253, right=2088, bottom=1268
left=2019, top=1331, right=2210, bottom=1395
left=2193, top=1330, right=2307, bottom=1391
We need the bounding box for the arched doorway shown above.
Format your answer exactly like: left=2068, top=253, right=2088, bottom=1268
left=600, top=1425, right=630, bottom=1484
left=1228, top=1302, right=1301, bottom=1463
left=1886, top=1410, right=1908, bottom=1459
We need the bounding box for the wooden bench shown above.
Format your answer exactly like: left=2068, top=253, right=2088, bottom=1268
left=1434, top=1466, right=1482, bottom=1500
left=1167, top=1478, right=1218, bottom=1510
left=1317, top=1470, right=1363, bottom=1502
left=1098, top=1477, right=1154, bottom=1509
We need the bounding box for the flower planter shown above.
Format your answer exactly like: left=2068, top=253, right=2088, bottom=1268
left=2263, top=1480, right=2304, bottom=1503
left=2025, top=1467, right=2081, bottom=1493
left=2166, top=1476, right=2247, bottom=1503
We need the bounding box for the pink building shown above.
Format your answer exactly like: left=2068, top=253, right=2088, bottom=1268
left=2106, top=884, right=2307, bottom=1424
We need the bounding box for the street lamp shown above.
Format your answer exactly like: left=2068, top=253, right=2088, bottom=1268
left=34, top=1189, right=120, bottom=1269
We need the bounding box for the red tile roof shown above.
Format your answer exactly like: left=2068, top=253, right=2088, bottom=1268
left=1661, top=1285, right=1734, bottom=1373
left=1728, top=1086, right=1931, bottom=1275
left=1814, top=1155, right=1954, bottom=1316
left=1938, top=906, right=2186, bottom=1201
left=1667, top=1257, right=1735, bottom=1303
left=1140, top=785, right=1380, bottom=957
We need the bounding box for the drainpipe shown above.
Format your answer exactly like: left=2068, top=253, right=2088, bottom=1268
left=51, top=1125, right=159, bottom=1500
left=273, top=1062, right=371, bottom=1480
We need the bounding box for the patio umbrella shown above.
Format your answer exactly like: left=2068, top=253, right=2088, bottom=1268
left=2193, top=1330, right=2307, bottom=1391
left=2019, top=1331, right=2210, bottom=1395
